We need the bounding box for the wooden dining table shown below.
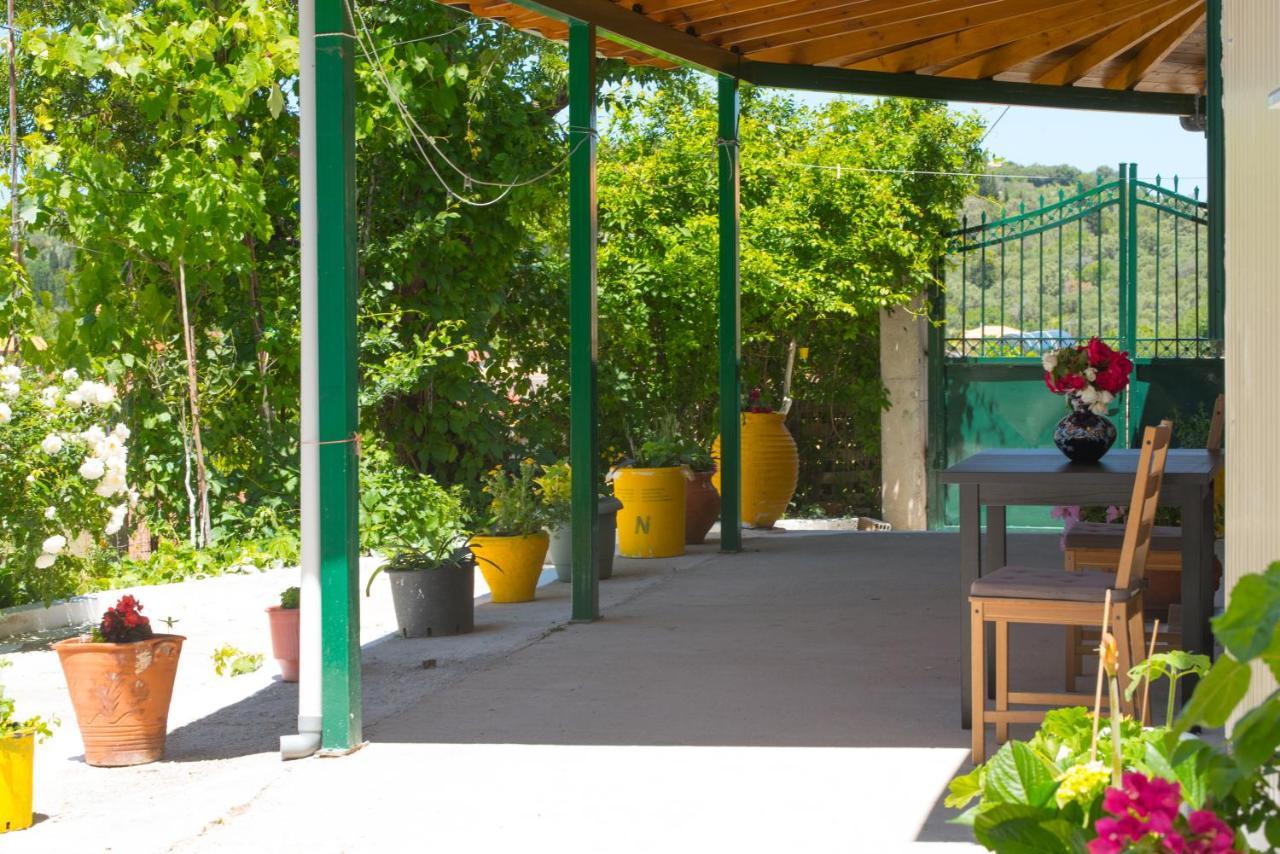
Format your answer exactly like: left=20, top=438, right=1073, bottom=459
left=939, top=448, right=1223, bottom=729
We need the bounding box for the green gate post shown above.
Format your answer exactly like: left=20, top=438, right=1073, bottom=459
left=568, top=19, right=600, bottom=622
left=315, top=0, right=362, bottom=749
left=1206, top=0, right=1225, bottom=343
left=717, top=75, right=742, bottom=553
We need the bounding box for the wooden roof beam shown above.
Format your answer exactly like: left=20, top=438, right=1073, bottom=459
left=849, top=0, right=1156, bottom=75
left=1102, top=4, right=1204, bottom=89
left=936, top=0, right=1187, bottom=80
left=691, top=0, right=949, bottom=40
left=1032, top=0, right=1196, bottom=85
left=743, top=0, right=1105, bottom=66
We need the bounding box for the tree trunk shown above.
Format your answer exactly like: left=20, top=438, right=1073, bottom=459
left=176, top=257, right=211, bottom=546
left=243, top=233, right=273, bottom=430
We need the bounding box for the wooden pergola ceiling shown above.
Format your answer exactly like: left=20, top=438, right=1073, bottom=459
left=448, top=0, right=1207, bottom=112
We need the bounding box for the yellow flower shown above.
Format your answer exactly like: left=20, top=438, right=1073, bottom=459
left=1054, top=760, right=1108, bottom=809
left=1098, top=632, right=1118, bottom=677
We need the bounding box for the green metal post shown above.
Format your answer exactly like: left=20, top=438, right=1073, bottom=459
left=314, top=0, right=361, bottom=750
left=568, top=19, right=599, bottom=622
left=1206, top=0, right=1225, bottom=345
left=717, top=75, right=741, bottom=553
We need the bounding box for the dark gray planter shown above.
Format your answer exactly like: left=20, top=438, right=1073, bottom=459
left=386, top=556, right=474, bottom=638
left=551, top=498, right=622, bottom=583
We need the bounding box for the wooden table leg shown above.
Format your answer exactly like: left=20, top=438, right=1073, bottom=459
left=960, top=483, right=980, bottom=729
left=986, top=504, right=1006, bottom=698
left=1178, top=485, right=1214, bottom=704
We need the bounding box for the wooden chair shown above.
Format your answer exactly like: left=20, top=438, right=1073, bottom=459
left=1063, top=395, right=1224, bottom=688
left=970, top=422, right=1172, bottom=763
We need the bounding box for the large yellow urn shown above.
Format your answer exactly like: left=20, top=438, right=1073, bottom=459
left=0, top=734, right=33, bottom=833
left=712, top=412, right=799, bottom=529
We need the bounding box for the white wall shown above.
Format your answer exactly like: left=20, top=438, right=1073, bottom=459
left=1222, top=0, right=1280, bottom=713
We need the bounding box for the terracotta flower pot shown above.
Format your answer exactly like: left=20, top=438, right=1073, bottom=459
left=53, top=634, right=185, bottom=767
left=266, top=606, right=300, bottom=681
left=685, top=470, right=721, bottom=544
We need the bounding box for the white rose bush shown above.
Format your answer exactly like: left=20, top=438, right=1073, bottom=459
left=0, top=359, right=135, bottom=607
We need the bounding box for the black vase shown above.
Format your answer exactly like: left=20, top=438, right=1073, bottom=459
left=1053, top=396, right=1117, bottom=463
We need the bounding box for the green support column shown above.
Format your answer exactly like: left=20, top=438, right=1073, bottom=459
left=568, top=19, right=600, bottom=622
left=1206, top=0, right=1225, bottom=344
left=315, top=0, right=362, bottom=750
left=717, top=75, right=742, bottom=553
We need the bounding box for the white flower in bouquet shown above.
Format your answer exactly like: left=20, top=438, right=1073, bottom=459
left=34, top=553, right=55, bottom=569
left=1, top=382, right=17, bottom=398
left=79, top=457, right=106, bottom=480
left=44, top=507, right=56, bottom=520
left=41, top=433, right=64, bottom=455
left=0, top=402, right=10, bottom=424
left=61, top=368, right=79, bottom=383
left=41, top=534, right=66, bottom=555
left=104, top=503, right=128, bottom=536
left=1041, top=352, right=1058, bottom=372
left=0, top=365, right=19, bottom=382
left=41, top=386, right=61, bottom=407
left=1079, top=386, right=1100, bottom=406
left=1084, top=366, right=1098, bottom=381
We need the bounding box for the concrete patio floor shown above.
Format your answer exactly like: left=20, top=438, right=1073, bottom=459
left=10, top=530, right=1083, bottom=853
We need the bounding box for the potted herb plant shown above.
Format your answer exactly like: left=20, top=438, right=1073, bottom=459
left=681, top=442, right=720, bottom=545
left=53, top=595, right=184, bottom=766
left=469, top=459, right=548, bottom=603
left=0, top=659, right=54, bottom=834
left=266, top=586, right=300, bottom=681
left=613, top=429, right=688, bottom=559
left=539, top=460, right=624, bottom=583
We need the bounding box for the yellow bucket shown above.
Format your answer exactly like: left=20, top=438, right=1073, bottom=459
left=469, top=533, right=549, bottom=603
left=712, top=412, right=799, bottom=529
left=0, top=734, right=34, bottom=833
left=614, top=467, right=687, bottom=558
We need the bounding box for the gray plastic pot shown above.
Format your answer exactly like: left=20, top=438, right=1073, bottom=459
left=550, top=497, right=623, bottom=583
left=386, top=555, right=475, bottom=638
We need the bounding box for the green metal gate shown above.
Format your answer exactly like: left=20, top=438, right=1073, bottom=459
left=928, top=163, right=1223, bottom=529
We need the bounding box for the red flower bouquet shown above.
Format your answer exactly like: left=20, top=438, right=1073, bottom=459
left=95, top=595, right=155, bottom=643
left=1043, top=337, right=1133, bottom=415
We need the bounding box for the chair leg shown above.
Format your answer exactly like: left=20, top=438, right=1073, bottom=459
left=1112, top=607, right=1135, bottom=717
left=1065, top=626, right=1080, bottom=691
left=995, top=620, right=1009, bottom=744
left=1127, top=607, right=1149, bottom=725
left=971, top=602, right=986, bottom=764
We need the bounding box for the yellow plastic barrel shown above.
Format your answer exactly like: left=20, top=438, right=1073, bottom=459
left=614, top=467, right=687, bottom=558
left=469, top=532, right=549, bottom=603
left=0, top=734, right=34, bottom=833
left=712, top=412, right=799, bottom=529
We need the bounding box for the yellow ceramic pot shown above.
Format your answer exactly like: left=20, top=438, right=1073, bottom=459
left=712, top=412, right=799, bottom=529
left=613, top=466, right=687, bottom=558
left=0, top=734, right=33, bottom=833
left=469, top=532, right=549, bottom=603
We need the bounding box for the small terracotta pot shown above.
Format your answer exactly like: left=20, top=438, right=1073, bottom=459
left=266, top=607, right=300, bottom=681
left=53, top=634, right=185, bottom=767
left=685, top=470, right=721, bottom=544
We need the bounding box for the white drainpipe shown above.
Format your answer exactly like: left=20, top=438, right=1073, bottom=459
left=281, top=0, right=322, bottom=761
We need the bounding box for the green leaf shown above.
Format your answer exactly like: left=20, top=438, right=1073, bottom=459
left=973, top=804, right=1084, bottom=854
left=267, top=82, right=284, bottom=119
left=984, top=742, right=1059, bottom=808
left=946, top=765, right=983, bottom=809
left=1212, top=564, right=1280, bottom=662
left=1175, top=656, right=1252, bottom=733
left=1229, top=691, right=1280, bottom=773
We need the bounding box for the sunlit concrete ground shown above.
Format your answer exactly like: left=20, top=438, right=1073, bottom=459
left=8, top=530, right=1089, bottom=853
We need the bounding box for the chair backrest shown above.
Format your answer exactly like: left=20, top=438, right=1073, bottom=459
left=1207, top=394, right=1225, bottom=452
left=1115, top=421, right=1174, bottom=591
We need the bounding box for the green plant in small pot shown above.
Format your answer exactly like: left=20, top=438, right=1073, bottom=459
left=539, top=461, right=624, bottom=583
left=0, top=659, right=54, bottom=834
left=681, top=441, right=720, bottom=545
left=266, top=586, right=300, bottom=681
left=469, top=459, right=549, bottom=604
left=365, top=478, right=473, bottom=637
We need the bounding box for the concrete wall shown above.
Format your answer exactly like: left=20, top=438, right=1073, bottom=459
left=879, top=299, right=929, bottom=530
left=1222, top=1, right=1280, bottom=714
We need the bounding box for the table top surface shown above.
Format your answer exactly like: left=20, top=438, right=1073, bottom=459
left=939, top=448, right=1222, bottom=485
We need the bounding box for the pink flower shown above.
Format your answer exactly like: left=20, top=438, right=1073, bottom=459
left=1185, top=811, right=1236, bottom=853
left=1105, top=505, right=1125, bottom=523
